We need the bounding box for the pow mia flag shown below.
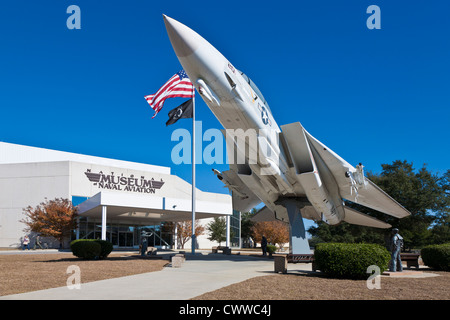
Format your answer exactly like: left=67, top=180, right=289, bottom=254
left=166, top=98, right=193, bottom=126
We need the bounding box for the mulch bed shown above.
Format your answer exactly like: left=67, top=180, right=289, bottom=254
left=0, top=253, right=169, bottom=296
left=193, top=270, right=449, bottom=300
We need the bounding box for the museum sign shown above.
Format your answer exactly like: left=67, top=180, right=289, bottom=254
left=84, top=169, right=164, bottom=194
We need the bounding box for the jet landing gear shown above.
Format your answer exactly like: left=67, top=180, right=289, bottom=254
left=275, top=198, right=311, bottom=255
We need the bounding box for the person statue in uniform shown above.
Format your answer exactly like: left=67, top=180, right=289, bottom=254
left=35, top=235, right=44, bottom=250
left=389, top=228, right=404, bottom=272
left=140, top=232, right=148, bottom=256
left=261, top=236, right=268, bottom=257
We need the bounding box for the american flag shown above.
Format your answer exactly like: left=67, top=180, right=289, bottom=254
left=145, top=70, right=195, bottom=118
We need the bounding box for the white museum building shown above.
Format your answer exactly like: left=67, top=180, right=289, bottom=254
left=0, top=142, right=239, bottom=249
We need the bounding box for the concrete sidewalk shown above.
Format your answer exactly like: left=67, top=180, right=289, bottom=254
left=0, top=253, right=313, bottom=300
left=0, top=249, right=69, bottom=255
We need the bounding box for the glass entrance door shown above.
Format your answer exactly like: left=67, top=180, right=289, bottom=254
left=119, top=232, right=133, bottom=247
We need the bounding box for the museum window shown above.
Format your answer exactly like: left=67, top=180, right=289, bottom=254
left=230, top=210, right=241, bottom=248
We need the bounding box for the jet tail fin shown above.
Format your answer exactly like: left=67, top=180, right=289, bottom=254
left=343, top=206, right=391, bottom=229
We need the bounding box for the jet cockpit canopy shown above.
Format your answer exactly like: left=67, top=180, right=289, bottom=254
left=237, top=70, right=271, bottom=113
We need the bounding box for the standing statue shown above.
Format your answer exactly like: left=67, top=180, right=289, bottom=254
left=140, top=232, right=148, bottom=256
left=35, top=235, right=44, bottom=249
left=389, top=228, right=404, bottom=272
left=261, top=236, right=268, bottom=257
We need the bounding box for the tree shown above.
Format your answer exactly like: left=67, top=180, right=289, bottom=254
left=368, top=161, right=444, bottom=248
left=252, top=221, right=289, bottom=250
left=207, top=217, right=227, bottom=246
left=241, top=209, right=256, bottom=246
left=429, top=169, right=450, bottom=244
left=21, top=198, right=78, bottom=248
left=176, top=220, right=205, bottom=249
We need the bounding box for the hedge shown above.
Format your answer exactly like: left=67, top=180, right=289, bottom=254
left=421, top=243, right=450, bottom=271
left=70, top=239, right=113, bottom=260
left=267, top=245, right=277, bottom=254
left=95, top=240, right=113, bottom=258
left=314, top=243, right=391, bottom=279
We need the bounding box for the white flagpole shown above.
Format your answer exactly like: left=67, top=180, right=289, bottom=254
left=191, top=89, right=196, bottom=255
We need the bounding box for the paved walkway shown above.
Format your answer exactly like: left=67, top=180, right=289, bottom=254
left=0, top=252, right=313, bottom=300
left=0, top=249, right=66, bottom=255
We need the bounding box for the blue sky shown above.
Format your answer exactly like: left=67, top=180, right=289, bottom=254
left=1, top=1, right=449, bottom=227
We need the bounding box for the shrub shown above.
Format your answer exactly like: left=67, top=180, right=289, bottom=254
left=70, top=239, right=113, bottom=260
left=267, top=245, right=277, bottom=254
left=71, top=240, right=101, bottom=260
left=96, top=240, right=113, bottom=259
left=421, top=243, right=450, bottom=271
left=314, top=243, right=390, bottom=279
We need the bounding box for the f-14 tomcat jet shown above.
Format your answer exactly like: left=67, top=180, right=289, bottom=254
left=163, top=15, right=411, bottom=253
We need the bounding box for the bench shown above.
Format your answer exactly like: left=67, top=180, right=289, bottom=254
left=275, top=253, right=421, bottom=273
left=274, top=254, right=316, bottom=273
left=212, top=246, right=232, bottom=255
left=400, top=253, right=420, bottom=269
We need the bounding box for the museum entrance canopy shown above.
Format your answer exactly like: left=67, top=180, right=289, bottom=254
left=77, top=191, right=232, bottom=226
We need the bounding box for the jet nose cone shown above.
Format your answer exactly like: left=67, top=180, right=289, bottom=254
left=163, top=15, right=201, bottom=58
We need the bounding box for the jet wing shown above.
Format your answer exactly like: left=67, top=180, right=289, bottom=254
left=343, top=206, right=392, bottom=228
left=349, top=178, right=411, bottom=218
left=303, top=126, right=410, bottom=219
left=250, top=204, right=319, bottom=223
left=220, top=168, right=262, bottom=212
left=281, top=122, right=411, bottom=219
left=250, top=206, right=277, bottom=222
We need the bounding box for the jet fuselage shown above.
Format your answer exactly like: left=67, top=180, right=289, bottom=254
left=163, top=15, right=350, bottom=226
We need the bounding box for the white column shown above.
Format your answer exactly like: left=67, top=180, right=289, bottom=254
left=174, top=224, right=178, bottom=250
left=238, top=211, right=242, bottom=249
left=101, top=205, right=107, bottom=241
left=226, top=215, right=230, bottom=247
left=76, top=217, right=80, bottom=240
